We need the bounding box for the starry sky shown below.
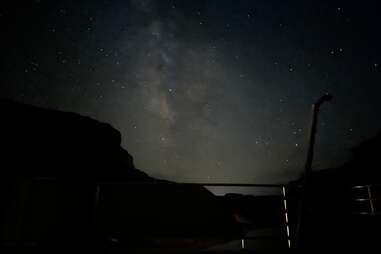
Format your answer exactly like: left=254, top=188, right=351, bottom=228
left=1, top=0, right=381, bottom=183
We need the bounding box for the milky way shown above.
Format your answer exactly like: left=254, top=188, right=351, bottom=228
left=1, top=0, right=381, bottom=183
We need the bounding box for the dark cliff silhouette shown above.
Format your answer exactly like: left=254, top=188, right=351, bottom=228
left=0, top=98, right=148, bottom=179
left=0, top=99, right=243, bottom=253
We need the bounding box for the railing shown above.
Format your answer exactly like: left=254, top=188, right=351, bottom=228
left=186, top=183, right=291, bottom=250
left=2, top=178, right=380, bottom=252
left=352, top=184, right=381, bottom=216
left=92, top=181, right=292, bottom=251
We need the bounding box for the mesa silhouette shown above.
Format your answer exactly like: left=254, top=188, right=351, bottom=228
left=0, top=99, right=244, bottom=252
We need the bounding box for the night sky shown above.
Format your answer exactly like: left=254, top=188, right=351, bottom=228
left=1, top=0, right=381, bottom=183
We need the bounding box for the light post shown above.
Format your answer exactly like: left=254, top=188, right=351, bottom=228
left=295, top=93, right=332, bottom=250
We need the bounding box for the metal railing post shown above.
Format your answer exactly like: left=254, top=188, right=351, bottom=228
left=367, top=185, right=375, bottom=215
left=282, top=185, right=291, bottom=249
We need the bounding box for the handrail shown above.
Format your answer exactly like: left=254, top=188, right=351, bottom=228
left=99, top=182, right=286, bottom=187
left=352, top=184, right=381, bottom=189
left=3, top=178, right=380, bottom=251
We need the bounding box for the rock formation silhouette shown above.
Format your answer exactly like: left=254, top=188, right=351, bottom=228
left=0, top=99, right=243, bottom=252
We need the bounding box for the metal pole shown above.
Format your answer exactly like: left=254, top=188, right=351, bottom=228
left=367, top=185, right=375, bottom=215
left=295, top=94, right=332, bottom=250
left=282, top=186, right=291, bottom=249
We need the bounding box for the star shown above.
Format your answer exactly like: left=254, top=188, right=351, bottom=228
left=2, top=0, right=381, bottom=185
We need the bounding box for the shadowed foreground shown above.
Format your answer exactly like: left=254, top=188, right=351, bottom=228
left=0, top=99, right=245, bottom=253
